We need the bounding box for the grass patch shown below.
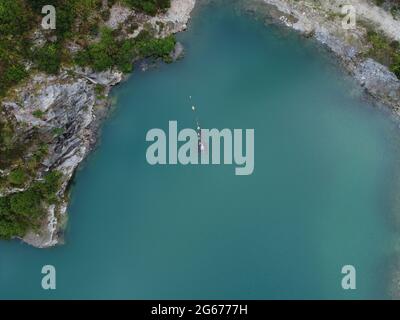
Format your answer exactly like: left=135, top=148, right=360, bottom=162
left=366, top=29, right=400, bottom=78
left=32, top=109, right=45, bottom=119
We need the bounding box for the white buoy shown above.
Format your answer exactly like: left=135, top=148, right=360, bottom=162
left=192, top=106, right=195, bottom=111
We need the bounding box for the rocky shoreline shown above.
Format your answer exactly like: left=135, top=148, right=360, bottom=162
left=1, top=0, right=400, bottom=297
left=3, top=0, right=398, bottom=247
left=242, top=0, right=400, bottom=114
left=0, top=0, right=196, bottom=248
left=241, top=0, right=400, bottom=299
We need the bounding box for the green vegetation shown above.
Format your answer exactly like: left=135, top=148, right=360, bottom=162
left=75, top=27, right=135, bottom=72
left=0, top=0, right=32, bottom=96
left=8, top=169, right=28, bottom=186
left=75, top=28, right=176, bottom=72
left=0, top=171, right=62, bottom=239
left=32, top=44, right=62, bottom=74
left=390, top=2, right=400, bottom=20
left=52, top=127, right=65, bottom=136
left=0, top=0, right=175, bottom=97
left=32, top=109, right=46, bottom=119
left=0, top=120, right=28, bottom=170
left=1, top=0, right=175, bottom=239
left=136, top=33, right=176, bottom=63
left=366, top=30, right=400, bottom=78
left=124, top=0, right=170, bottom=16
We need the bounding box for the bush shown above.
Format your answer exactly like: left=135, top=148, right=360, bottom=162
left=391, top=59, right=400, bottom=78
left=0, top=0, right=31, bottom=36
left=0, top=170, right=62, bottom=239
left=10, top=189, right=42, bottom=219
left=75, top=28, right=117, bottom=71
left=124, top=0, right=171, bottom=16
left=37, top=171, right=62, bottom=203
left=32, top=109, right=46, bottom=118
left=137, top=34, right=176, bottom=61
left=0, top=63, right=28, bottom=97
left=0, top=218, right=28, bottom=239
left=75, top=27, right=136, bottom=72
left=28, top=0, right=80, bottom=39
left=32, top=44, right=61, bottom=74
left=0, top=0, right=31, bottom=96
left=366, top=30, right=400, bottom=79
left=8, top=169, right=28, bottom=186
left=75, top=27, right=176, bottom=72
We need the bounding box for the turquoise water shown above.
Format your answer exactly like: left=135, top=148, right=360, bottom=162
left=0, top=2, right=399, bottom=299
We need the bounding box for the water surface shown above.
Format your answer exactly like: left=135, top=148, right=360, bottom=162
left=0, top=1, right=398, bottom=299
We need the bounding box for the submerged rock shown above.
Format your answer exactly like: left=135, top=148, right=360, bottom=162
left=170, top=42, right=185, bottom=61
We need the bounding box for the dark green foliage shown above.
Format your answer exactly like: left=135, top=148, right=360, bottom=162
left=366, top=30, right=400, bottom=79
left=0, top=0, right=174, bottom=96
left=75, top=27, right=176, bottom=72
left=391, top=60, right=400, bottom=78
left=32, top=109, right=46, bottom=118
left=0, top=121, right=26, bottom=170
left=75, top=28, right=120, bottom=71
left=0, top=63, right=28, bottom=96
left=0, top=171, right=62, bottom=239
left=0, top=0, right=31, bottom=36
left=32, top=44, right=62, bottom=74
left=36, top=171, right=62, bottom=204
left=8, top=169, right=28, bottom=186
left=0, top=0, right=106, bottom=96
left=10, top=189, right=42, bottom=219
left=0, top=0, right=32, bottom=95
left=27, top=0, right=82, bottom=39
left=136, top=34, right=176, bottom=62
left=124, top=0, right=170, bottom=16
left=0, top=195, right=28, bottom=239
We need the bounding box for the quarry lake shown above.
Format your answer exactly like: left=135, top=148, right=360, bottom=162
left=1, top=1, right=399, bottom=299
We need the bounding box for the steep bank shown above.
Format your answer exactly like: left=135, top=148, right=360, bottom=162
left=240, top=0, right=400, bottom=299
left=0, top=0, right=196, bottom=248
left=1, top=0, right=399, bottom=255
left=242, top=0, right=400, bottom=113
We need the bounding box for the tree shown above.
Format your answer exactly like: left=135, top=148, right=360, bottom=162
left=8, top=168, right=27, bottom=186
left=10, top=189, right=42, bottom=219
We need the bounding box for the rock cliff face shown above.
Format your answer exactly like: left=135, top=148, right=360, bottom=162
left=2, top=69, right=122, bottom=247
left=1, top=0, right=399, bottom=250
left=243, top=0, right=400, bottom=112
left=241, top=0, right=400, bottom=299
left=0, top=0, right=196, bottom=247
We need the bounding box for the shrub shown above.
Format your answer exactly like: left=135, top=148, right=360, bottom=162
left=8, top=168, right=28, bottom=186
left=0, top=218, right=28, bottom=239
left=366, top=30, right=400, bottom=79
left=0, top=0, right=30, bottom=36
left=10, top=189, right=42, bottom=219
left=0, top=170, right=62, bottom=239
left=137, top=34, right=176, bottom=61
left=32, top=44, right=61, bottom=74
left=391, top=56, right=400, bottom=78
left=124, top=0, right=171, bottom=16
left=75, top=28, right=117, bottom=71
left=75, top=27, right=137, bottom=72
